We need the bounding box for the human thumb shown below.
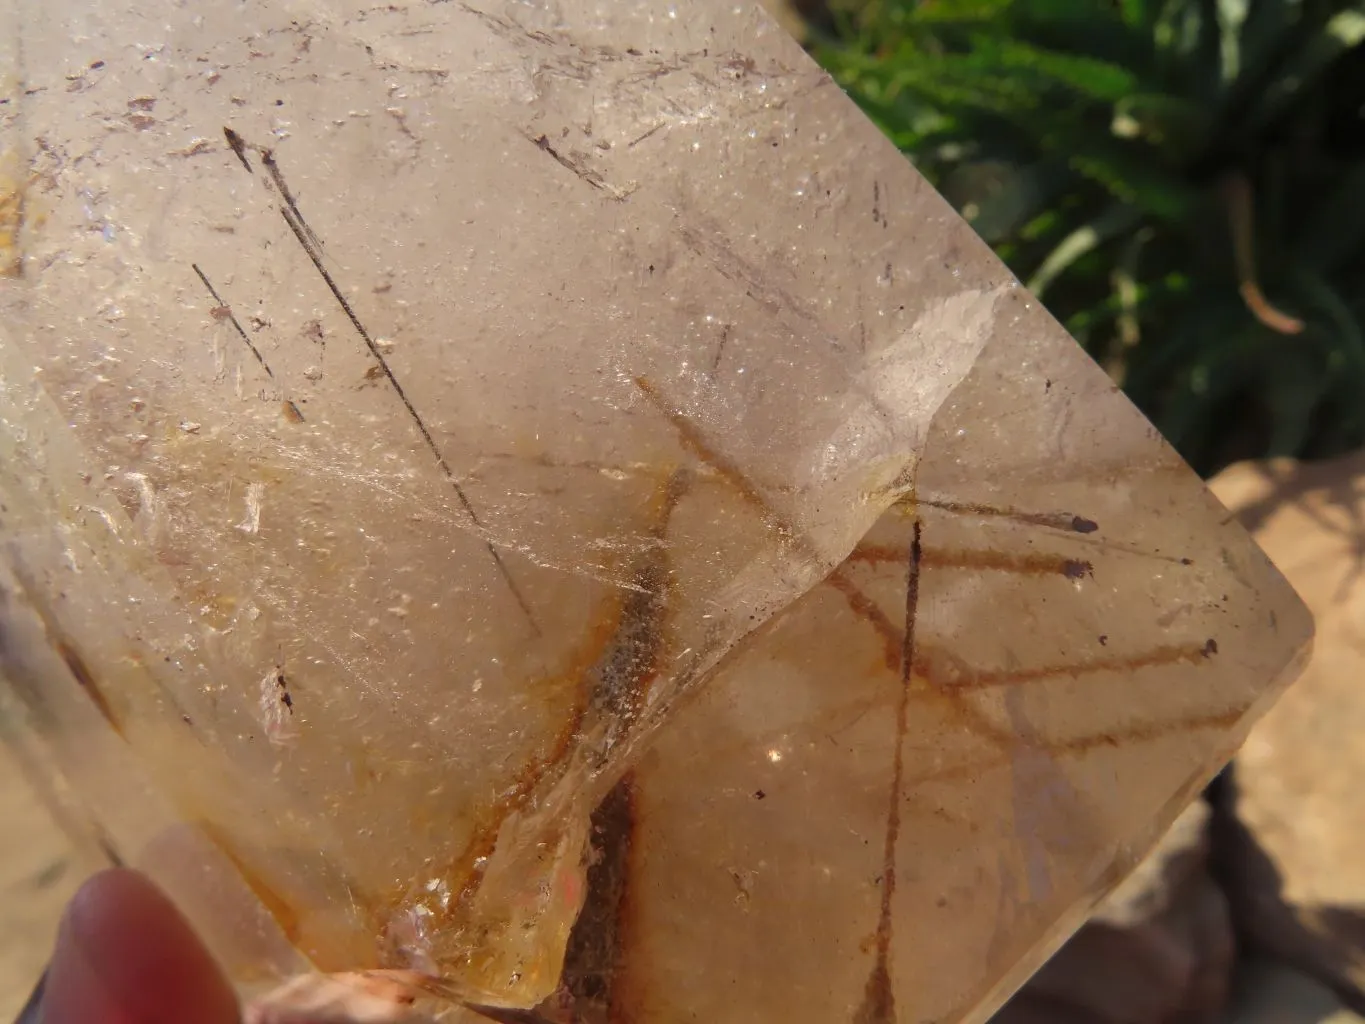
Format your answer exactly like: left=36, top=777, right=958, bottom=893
left=41, top=868, right=240, bottom=1024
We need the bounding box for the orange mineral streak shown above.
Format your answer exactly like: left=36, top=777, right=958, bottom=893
left=815, top=565, right=1247, bottom=788
left=823, top=552, right=1017, bottom=756
left=849, top=543, right=1093, bottom=580
left=633, top=377, right=804, bottom=551
left=826, top=567, right=902, bottom=673
left=413, top=596, right=621, bottom=931
left=0, top=176, right=23, bottom=278
left=409, top=468, right=687, bottom=947
left=208, top=834, right=306, bottom=946
left=826, top=535, right=1231, bottom=763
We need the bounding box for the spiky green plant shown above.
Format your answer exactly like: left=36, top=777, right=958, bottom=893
left=814, top=0, right=1365, bottom=475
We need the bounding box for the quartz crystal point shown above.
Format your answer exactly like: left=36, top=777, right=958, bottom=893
left=0, top=1, right=1311, bottom=1022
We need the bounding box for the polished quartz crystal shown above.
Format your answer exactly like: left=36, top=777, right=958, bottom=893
left=0, top=2, right=1311, bottom=1022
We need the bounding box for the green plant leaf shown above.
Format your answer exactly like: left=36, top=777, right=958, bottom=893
left=1122, top=292, right=1249, bottom=398
left=967, top=35, right=1140, bottom=100
left=814, top=0, right=1365, bottom=469
left=1229, top=0, right=1306, bottom=104
left=1111, top=227, right=1153, bottom=369
left=1156, top=336, right=1255, bottom=451
left=1110, top=92, right=1207, bottom=155
left=962, top=157, right=1078, bottom=242
left=1154, top=0, right=1220, bottom=97
left=1009, top=0, right=1158, bottom=72
left=1066, top=139, right=1198, bottom=220
left=1215, top=0, right=1250, bottom=85
left=1027, top=202, right=1144, bottom=295
left=1119, top=0, right=1157, bottom=29
left=1257, top=343, right=1332, bottom=456
left=1288, top=268, right=1365, bottom=378
left=905, top=0, right=1015, bottom=28
left=1154, top=0, right=1200, bottom=66
left=1239, top=6, right=1365, bottom=137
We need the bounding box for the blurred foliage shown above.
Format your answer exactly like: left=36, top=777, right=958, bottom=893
left=811, top=0, right=1365, bottom=475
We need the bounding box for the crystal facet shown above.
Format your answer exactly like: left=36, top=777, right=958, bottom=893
left=0, top=2, right=1311, bottom=1022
